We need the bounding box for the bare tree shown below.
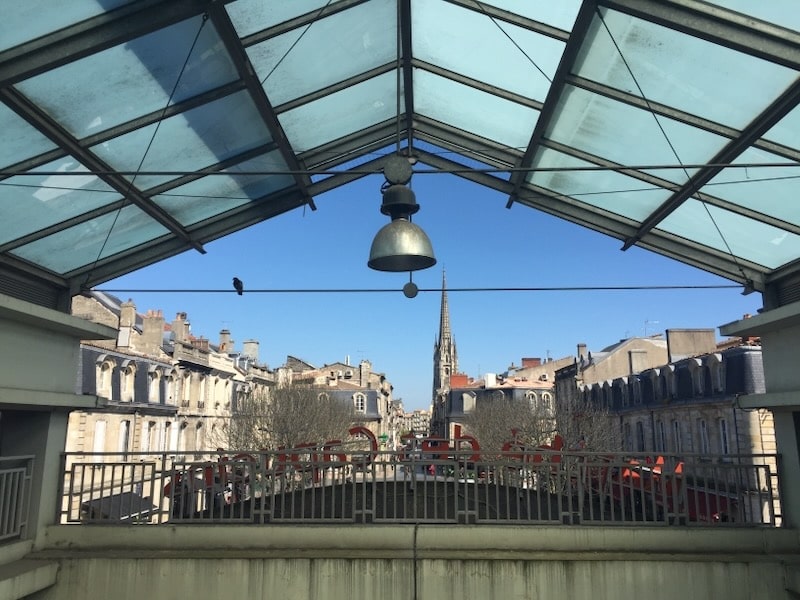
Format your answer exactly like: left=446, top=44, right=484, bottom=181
left=463, top=392, right=621, bottom=455
left=463, top=396, right=553, bottom=456
left=218, top=384, right=356, bottom=451
left=553, top=393, right=622, bottom=452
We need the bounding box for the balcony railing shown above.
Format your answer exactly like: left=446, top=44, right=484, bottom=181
left=58, top=449, right=781, bottom=527
left=0, top=455, right=34, bottom=541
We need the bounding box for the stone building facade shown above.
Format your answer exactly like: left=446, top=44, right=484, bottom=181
left=555, top=330, right=774, bottom=458
left=68, top=292, right=273, bottom=456
left=276, top=355, right=394, bottom=445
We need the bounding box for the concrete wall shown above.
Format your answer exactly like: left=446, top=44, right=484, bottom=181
left=28, top=525, right=800, bottom=600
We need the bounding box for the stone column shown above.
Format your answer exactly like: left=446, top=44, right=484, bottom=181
left=721, top=303, right=800, bottom=527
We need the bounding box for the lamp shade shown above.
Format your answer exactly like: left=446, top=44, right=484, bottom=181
left=368, top=218, right=436, bottom=272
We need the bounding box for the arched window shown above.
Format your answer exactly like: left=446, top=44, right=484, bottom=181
left=148, top=368, right=161, bottom=403
left=354, top=393, right=366, bottom=413
left=120, top=362, right=136, bottom=402
left=166, top=370, right=178, bottom=405
left=492, top=390, right=505, bottom=402
left=525, top=390, right=538, bottom=408
left=194, top=423, right=203, bottom=453
left=318, top=392, right=329, bottom=402
left=96, top=359, right=115, bottom=399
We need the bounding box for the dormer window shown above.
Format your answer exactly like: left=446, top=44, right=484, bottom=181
left=354, top=393, right=366, bottom=413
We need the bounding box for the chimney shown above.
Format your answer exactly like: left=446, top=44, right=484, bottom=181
left=194, top=337, right=209, bottom=351
left=171, top=312, right=189, bottom=343
left=117, top=300, right=136, bottom=348
left=119, top=300, right=136, bottom=328
left=628, top=349, right=648, bottom=375
left=243, top=340, right=259, bottom=362
left=521, top=357, right=541, bottom=368
left=140, top=309, right=165, bottom=354
left=485, top=373, right=497, bottom=388
left=219, top=329, right=233, bottom=354
left=577, top=343, right=587, bottom=361
left=359, top=359, right=372, bottom=386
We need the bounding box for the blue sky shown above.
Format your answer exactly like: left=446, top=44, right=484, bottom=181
left=105, top=171, right=762, bottom=410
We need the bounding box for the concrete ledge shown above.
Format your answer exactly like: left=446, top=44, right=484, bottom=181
left=0, top=559, right=58, bottom=600
left=0, top=541, right=33, bottom=566
left=36, top=525, right=800, bottom=562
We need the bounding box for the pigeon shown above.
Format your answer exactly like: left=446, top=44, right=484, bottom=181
left=232, top=277, right=244, bottom=296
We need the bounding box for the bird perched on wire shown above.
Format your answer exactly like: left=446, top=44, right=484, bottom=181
left=232, top=277, right=244, bottom=296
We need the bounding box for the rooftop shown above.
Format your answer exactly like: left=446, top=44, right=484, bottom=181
left=2, top=1, right=799, bottom=305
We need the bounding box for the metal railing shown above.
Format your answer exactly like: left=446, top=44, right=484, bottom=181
left=0, top=456, right=34, bottom=541
left=58, top=449, right=781, bottom=527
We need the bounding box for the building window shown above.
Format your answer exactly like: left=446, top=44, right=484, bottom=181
left=97, top=361, right=113, bottom=399
left=541, top=392, right=553, bottom=412
left=671, top=420, right=682, bottom=454
left=194, top=423, right=203, bottom=453
left=318, top=392, right=329, bottom=402
left=141, top=421, right=156, bottom=453
left=698, top=419, right=710, bottom=454
left=182, top=373, right=191, bottom=407
left=118, top=420, right=130, bottom=454
left=525, top=390, right=538, bottom=407
left=623, top=422, right=632, bottom=452
left=636, top=421, right=645, bottom=452
left=121, top=363, right=135, bottom=402
left=718, top=419, right=730, bottom=454
left=656, top=420, right=666, bottom=453
left=92, top=420, right=107, bottom=453
left=492, top=390, right=505, bottom=402
left=198, top=375, right=207, bottom=409
left=166, top=372, right=177, bottom=405
left=354, top=393, right=366, bottom=413
left=148, top=369, right=161, bottom=403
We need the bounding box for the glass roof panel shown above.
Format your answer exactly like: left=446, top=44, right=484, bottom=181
left=546, top=85, right=730, bottom=182
left=278, top=70, right=400, bottom=152
left=0, top=156, right=120, bottom=245
left=702, top=1, right=800, bottom=32
left=152, top=151, right=295, bottom=227
left=227, top=0, right=350, bottom=37
left=11, top=204, right=169, bottom=274
left=763, top=105, right=800, bottom=150
left=414, top=69, right=538, bottom=151
left=526, top=148, right=670, bottom=222
left=479, top=0, right=581, bottom=31
left=0, top=104, right=58, bottom=169
left=0, top=0, right=134, bottom=53
left=705, top=147, right=800, bottom=227
left=15, top=16, right=238, bottom=139
left=658, top=200, right=800, bottom=269
left=574, top=9, right=799, bottom=129
left=248, top=0, right=396, bottom=106
left=413, top=0, right=562, bottom=102
left=90, top=91, right=273, bottom=190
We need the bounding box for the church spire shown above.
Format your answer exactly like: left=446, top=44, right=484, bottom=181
left=438, top=269, right=450, bottom=344
left=432, top=269, right=456, bottom=437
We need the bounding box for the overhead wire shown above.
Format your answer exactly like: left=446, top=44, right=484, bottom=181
left=81, top=13, right=211, bottom=288
left=95, top=284, right=741, bottom=295
left=595, top=8, right=754, bottom=284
